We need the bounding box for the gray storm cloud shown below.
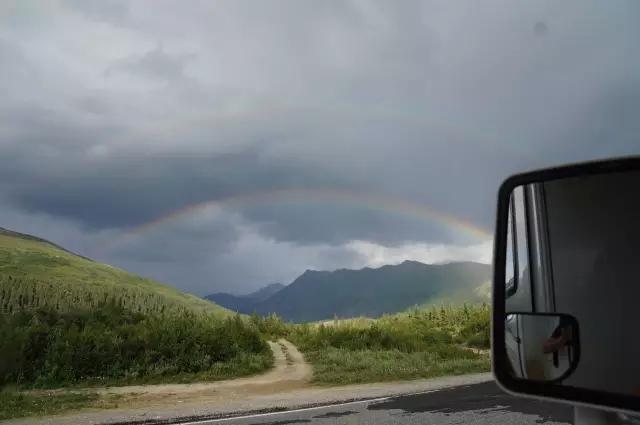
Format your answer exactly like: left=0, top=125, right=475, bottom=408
left=0, top=0, right=638, bottom=294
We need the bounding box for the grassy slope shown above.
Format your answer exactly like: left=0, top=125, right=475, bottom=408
left=0, top=231, right=273, bottom=420
left=415, top=280, right=491, bottom=309
left=288, top=304, right=491, bottom=385
left=0, top=232, right=229, bottom=315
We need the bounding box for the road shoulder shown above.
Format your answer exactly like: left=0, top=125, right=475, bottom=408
left=3, top=373, right=493, bottom=425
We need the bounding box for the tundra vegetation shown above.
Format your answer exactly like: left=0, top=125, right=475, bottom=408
left=0, top=230, right=490, bottom=419
left=0, top=303, right=489, bottom=420
left=252, top=303, right=490, bottom=385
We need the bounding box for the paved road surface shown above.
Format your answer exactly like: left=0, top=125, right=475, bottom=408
left=5, top=373, right=494, bottom=425
left=181, top=382, right=572, bottom=425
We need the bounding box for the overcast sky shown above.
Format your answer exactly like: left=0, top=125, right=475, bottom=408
left=1, top=1, right=639, bottom=295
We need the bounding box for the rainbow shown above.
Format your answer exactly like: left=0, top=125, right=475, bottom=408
left=125, top=188, right=491, bottom=241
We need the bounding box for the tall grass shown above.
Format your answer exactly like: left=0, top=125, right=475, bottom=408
left=0, top=287, right=490, bottom=389
left=304, top=348, right=489, bottom=385
left=0, top=305, right=272, bottom=388
left=284, top=304, right=491, bottom=385
left=0, top=275, right=227, bottom=316
left=291, top=304, right=490, bottom=351
left=0, top=389, right=100, bottom=421
left=0, top=232, right=230, bottom=316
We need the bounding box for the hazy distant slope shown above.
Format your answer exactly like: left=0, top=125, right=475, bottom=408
left=0, top=228, right=230, bottom=316
left=205, top=283, right=285, bottom=312
left=248, top=283, right=287, bottom=301
left=252, top=261, right=491, bottom=322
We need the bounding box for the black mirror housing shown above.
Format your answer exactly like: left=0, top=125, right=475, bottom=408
left=492, top=156, right=640, bottom=414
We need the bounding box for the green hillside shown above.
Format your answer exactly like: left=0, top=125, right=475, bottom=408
left=414, top=280, right=491, bottom=309
left=0, top=229, right=229, bottom=316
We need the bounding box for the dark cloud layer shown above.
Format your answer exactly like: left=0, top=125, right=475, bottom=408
left=1, top=1, right=639, bottom=294
left=3, top=151, right=347, bottom=230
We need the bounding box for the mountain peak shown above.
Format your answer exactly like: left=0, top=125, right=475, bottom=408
left=400, top=259, right=425, bottom=266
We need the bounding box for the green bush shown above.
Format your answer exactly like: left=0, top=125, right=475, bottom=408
left=287, top=304, right=491, bottom=384
left=290, top=304, right=489, bottom=353
left=453, top=305, right=491, bottom=348
left=0, top=305, right=271, bottom=388
left=249, top=313, right=290, bottom=339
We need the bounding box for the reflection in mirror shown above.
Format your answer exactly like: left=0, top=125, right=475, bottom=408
left=502, top=170, right=640, bottom=395
left=505, top=313, right=579, bottom=382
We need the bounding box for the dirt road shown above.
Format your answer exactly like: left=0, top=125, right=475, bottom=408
left=94, top=339, right=312, bottom=406
left=5, top=342, right=493, bottom=425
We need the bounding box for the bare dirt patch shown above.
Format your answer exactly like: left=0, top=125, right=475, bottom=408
left=89, top=339, right=312, bottom=410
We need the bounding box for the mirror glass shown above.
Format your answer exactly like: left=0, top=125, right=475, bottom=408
left=502, top=170, right=640, bottom=395
left=505, top=313, right=579, bottom=382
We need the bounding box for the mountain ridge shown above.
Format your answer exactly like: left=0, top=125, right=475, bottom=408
left=206, top=260, right=491, bottom=322
left=205, top=283, right=285, bottom=312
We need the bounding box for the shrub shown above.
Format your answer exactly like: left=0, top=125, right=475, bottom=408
left=0, top=305, right=270, bottom=388
left=289, top=304, right=489, bottom=353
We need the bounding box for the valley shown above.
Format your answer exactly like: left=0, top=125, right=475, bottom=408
left=207, top=261, right=491, bottom=322
left=0, top=227, right=490, bottom=422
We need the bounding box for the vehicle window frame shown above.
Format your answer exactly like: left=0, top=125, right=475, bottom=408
left=506, top=195, right=518, bottom=297
left=506, top=187, right=532, bottom=299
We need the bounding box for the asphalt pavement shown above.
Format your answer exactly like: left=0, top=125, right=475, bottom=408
left=183, top=381, right=573, bottom=425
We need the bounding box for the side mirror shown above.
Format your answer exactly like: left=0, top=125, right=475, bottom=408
left=492, top=157, right=640, bottom=414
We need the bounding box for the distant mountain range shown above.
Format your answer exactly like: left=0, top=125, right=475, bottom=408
left=0, top=226, right=490, bottom=323
left=205, top=283, right=285, bottom=313
left=206, top=261, right=491, bottom=322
